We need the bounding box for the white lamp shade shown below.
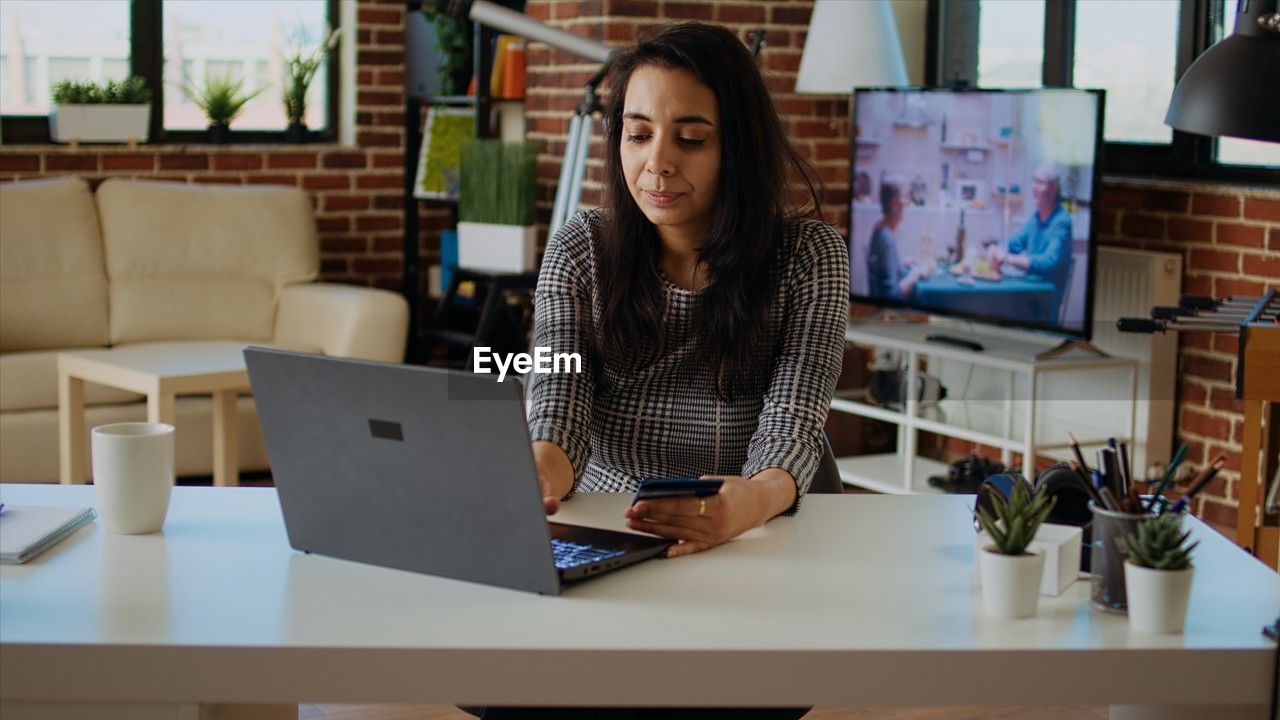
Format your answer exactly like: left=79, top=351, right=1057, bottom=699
left=795, top=0, right=909, bottom=94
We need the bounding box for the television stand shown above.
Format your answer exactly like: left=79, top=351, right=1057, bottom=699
left=1036, top=338, right=1110, bottom=361
left=831, top=321, right=1139, bottom=494
left=924, top=333, right=985, bottom=352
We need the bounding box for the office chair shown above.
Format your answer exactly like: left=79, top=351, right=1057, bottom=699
left=808, top=433, right=846, bottom=495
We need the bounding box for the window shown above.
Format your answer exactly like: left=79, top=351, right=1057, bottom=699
left=0, top=0, right=337, bottom=144
left=0, top=0, right=130, bottom=116
left=1073, top=0, right=1179, bottom=144
left=977, top=0, right=1045, bottom=89
left=928, top=0, right=1279, bottom=182
left=163, top=0, right=330, bottom=133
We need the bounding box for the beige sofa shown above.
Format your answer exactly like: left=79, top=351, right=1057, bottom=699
left=0, top=176, right=408, bottom=482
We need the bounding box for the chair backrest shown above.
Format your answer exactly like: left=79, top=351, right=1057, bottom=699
left=809, top=433, right=845, bottom=495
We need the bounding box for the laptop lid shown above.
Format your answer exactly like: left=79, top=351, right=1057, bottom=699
left=244, top=347, right=564, bottom=595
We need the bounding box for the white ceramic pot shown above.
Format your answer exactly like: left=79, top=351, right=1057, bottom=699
left=1124, top=561, right=1193, bottom=634
left=978, top=546, right=1045, bottom=618
left=457, top=221, right=538, bottom=273
left=50, top=104, right=151, bottom=144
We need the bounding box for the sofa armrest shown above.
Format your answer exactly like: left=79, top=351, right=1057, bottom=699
left=273, top=283, right=408, bottom=362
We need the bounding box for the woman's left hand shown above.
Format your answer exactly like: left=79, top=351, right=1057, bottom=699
left=623, top=474, right=784, bottom=557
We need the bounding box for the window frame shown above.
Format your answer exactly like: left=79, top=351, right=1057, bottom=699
left=926, top=0, right=1279, bottom=184
left=1, top=0, right=340, bottom=145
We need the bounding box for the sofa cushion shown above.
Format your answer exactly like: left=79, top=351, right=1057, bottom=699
left=0, top=177, right=110, bottom=352
left=0, top=348, right=144, bottom=412
left=96, top=179, right=318, bottom=345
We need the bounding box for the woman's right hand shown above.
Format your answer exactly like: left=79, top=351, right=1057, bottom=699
left=539, top=476, right=561, bottom=516
left=532, top=441, right=575, bottom=516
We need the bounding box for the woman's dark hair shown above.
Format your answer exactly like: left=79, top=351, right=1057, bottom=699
left=597, top=22, right=823, bottom=399
left=880, top=181, right=900, bottom=216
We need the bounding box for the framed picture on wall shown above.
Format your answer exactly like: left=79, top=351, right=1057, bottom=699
left=957, top=179, right=985, bottom=209
left=414, top=107, right=475, bottom=200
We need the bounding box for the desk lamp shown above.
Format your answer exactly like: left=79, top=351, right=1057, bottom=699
left=1165, top=0, right=1280, bottom=142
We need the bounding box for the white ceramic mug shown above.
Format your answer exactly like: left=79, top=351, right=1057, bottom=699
left=91, top=422, right=175, bottom=534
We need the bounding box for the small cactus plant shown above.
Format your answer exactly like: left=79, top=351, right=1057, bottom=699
left=974, top=475, right=1057, bottom=556
left=1123, top=514, right=1198, bottom=570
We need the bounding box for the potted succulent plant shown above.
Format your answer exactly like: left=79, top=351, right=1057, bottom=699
left=974, top=476, right=1057, bottom=618
left=182, top=72, right=264, bottom=143
left=283, top=26, right=341, bottom=142
left=457, top=139, right=539, bottom=272
left=1122, top=514, right=1198, bottom=634
left=50, top=76, right=152, bottom=144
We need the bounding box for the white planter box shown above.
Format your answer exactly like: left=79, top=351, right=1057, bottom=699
left=50, top=104, right=151, bottom=144
left=457, top=221, right=538, bottom=273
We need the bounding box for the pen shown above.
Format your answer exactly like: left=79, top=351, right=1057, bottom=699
left=1168, top=453, right=1227, bottom=515
left=1118, top=441, right=1131, bottom=496
left=1144, top=443, right=1187, bottom=512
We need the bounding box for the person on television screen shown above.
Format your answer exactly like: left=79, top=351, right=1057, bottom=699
left=866, top=181, right=932, bottom=301
left=992, top=161, right=1073, bottom=320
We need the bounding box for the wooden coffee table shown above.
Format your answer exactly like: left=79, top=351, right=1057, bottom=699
left=58, top=342, right=253, bottom=487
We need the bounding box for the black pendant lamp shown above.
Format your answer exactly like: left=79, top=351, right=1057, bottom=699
left=1165, top=0, right=1280, bottom=142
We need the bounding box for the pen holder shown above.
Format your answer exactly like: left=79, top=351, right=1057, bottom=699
left=1088, top=503, right=1144, bottom=613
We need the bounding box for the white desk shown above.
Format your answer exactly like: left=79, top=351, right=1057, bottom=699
left=0, top=485, right=1276, bottom=720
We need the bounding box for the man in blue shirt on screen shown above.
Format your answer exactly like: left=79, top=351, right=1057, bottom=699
left=993, top=161, right=1073, bottom=323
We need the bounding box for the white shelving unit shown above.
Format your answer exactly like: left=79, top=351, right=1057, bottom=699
left=832, top=321, right=1139, bottom=494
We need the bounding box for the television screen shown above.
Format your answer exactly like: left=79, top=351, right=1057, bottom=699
left=849, top=88, right=1104, bottom=339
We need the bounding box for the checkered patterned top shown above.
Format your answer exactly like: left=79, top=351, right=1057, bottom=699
left=527, top=209, right=849, bottom=512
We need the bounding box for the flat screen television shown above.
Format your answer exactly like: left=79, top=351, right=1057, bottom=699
left=849, top=87, right=1105, bottom=340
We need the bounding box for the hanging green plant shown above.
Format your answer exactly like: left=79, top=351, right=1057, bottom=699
left=421, top=5, right=470, bottom=95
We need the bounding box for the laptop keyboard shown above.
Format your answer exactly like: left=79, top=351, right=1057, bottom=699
left=550, top=538, right=626, bottom=570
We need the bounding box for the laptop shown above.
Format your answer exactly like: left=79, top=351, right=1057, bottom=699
left=243, top=347, right=672, bottom=595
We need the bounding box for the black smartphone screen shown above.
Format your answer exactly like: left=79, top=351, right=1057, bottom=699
left=631, top=477, right=724, bottom=504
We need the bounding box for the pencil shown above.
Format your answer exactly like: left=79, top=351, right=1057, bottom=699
left=1144, top=443, right=1187, bottom=512
left=1070, top=460, right=1104, bottom=506
left=1067, top=432, right=1091, bottom=479
left=1168, top=453, right=1227, bottom=515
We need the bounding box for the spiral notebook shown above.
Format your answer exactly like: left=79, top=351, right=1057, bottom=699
left=0, top=505, right=97, bottom=564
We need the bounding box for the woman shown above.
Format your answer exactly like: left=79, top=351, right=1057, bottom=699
left=866, top=181, right=931, bottom=301
left=486, top=21, right=847, bottom=718
left=530, top=19, right=847, bottom=550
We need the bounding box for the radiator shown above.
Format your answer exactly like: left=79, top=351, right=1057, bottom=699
left=1091, top=246, right=1182, bottom=477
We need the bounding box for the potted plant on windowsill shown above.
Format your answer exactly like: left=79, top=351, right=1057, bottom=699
left=182, top=73, right=263, bottom=144
left=283, top=26, right=340, bottom=143
left=457, top=140, right=539, bottom=272
left=50, top=76, right=152, bottom=145
left=974, top=475, right=1056, bottom=619
left=1122, top=514, right=1198, bottom=634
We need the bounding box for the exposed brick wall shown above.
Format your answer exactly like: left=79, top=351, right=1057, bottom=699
left=1093, top=181, right=1279, bottom=528
left=2, top=0, right=1277, bottom=528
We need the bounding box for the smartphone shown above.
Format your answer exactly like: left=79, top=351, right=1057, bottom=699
left=631, top=477, right=724, bottom=505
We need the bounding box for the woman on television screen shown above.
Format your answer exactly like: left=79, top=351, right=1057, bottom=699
left=866, top=181, right=933, bottom=301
